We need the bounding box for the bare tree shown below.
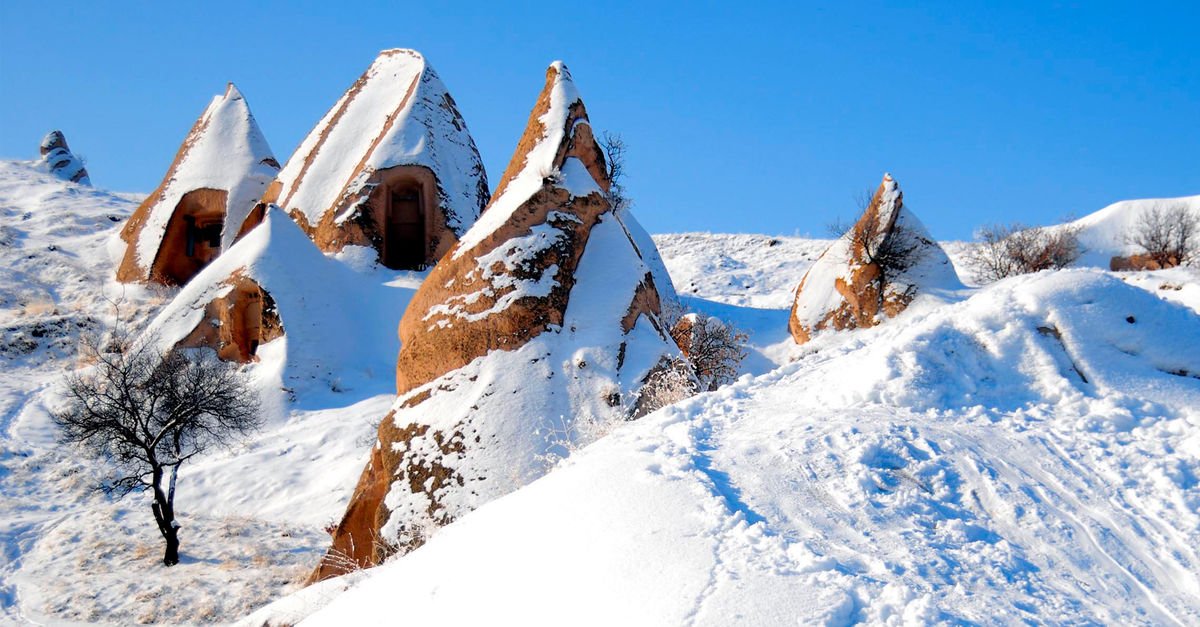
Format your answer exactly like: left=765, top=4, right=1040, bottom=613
left=1126, top=204, right=1199, bottom=268
left=966, top=223, right=1083, bottom=282
left=670, top=313, right=748, bottom=391
left=631, top=358, right=697, bottom=418
left=53, top=331, right=260, bottom=566
left=601, top=131, right=628, bottom=210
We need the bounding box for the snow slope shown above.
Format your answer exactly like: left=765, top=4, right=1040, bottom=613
left=0, top=160, right=413, bottom=624
left=281, top=269, right=1200, bottom=626
left=1066, top=195, right=1200, bottom=268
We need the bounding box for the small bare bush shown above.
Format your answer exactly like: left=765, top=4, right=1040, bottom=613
left=632, top=359, right=699, bottom=418
left=671, top=313, right=748, bottom=391
left=1126, top=204, right=1199, bottom=268
left=966, top=223, right=1082, bottom=282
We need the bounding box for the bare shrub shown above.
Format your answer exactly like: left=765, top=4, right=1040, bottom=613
left=53, top=330, right=260, bottom=566
left=632, top=359, right=699, bottom=418
left=1126, top=204, right=1199, bottom=268
left=671, top=313, right=748, bottom=391
left=601, top=131, right=628, bottom=210
left=966, top=223, right=1082, bottom=282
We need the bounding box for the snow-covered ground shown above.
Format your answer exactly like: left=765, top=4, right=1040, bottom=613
left=1, top=157, right=1198, bottom=624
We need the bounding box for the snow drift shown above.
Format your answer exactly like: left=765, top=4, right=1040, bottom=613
left=263, top=269, right=1200, bottom=626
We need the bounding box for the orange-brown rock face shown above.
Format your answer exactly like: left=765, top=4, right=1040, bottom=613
left=789, top=174, right=960, bottom=344
left=117, top=84, right=278, bottom=286
left=310, top=62, right=681, bottom=583
left=270, top=49, right=489, bottom=270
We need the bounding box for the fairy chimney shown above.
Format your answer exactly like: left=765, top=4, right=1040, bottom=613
left=117, top=84, right=279, bottom=286
left=264, top=49, right=489, bottom=270
left=789, top=173, right=960, bottom=344
left=39, top=130, right=90, bottom=185
left=309, top=62, right=683, bottom=582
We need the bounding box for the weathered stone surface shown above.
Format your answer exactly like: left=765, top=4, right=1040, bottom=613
left=267, top=49, right=489, bottom=270
left=789, top=174, right=960, bottom=344
left=38, top=130, right=90, bottom=185
left=310, top=62, right=681, bottom=582
left=117, top=84, right=278, bottom=285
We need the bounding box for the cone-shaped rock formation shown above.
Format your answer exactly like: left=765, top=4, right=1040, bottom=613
left=38, top=130, right=90, bottom=185
left=264, top=49, right=489, bottom=270
left=311, top=62, right=683, bottom=581
left=117, top=84, right=279, bottom=286
left=789, top=173, right=961, bottom=344
left=143, top=207, right=412, bottom=387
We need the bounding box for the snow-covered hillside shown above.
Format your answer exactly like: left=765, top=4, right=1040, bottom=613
left=1, top=155, right=1197, bottom=625
left=257, top=268, right=1200, bottom=626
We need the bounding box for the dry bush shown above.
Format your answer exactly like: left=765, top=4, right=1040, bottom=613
left=966, top=223, right=1082, bottom=282
left=1126, top=204, right=1199, bottom=268
left=632, top=358, right=699, bottom=418
left=671, top=313, right=748, bottom=391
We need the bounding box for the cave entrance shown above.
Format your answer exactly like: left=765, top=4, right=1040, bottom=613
left=384, top=186, right=425, bottom=270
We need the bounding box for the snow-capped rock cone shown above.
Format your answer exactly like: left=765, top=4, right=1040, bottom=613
left=142, top=206, right=406, bottom=380
left=38, top=130, right=90, bottom=185
left=117, top=84, right=279, bottom=285
left=789, top=173, right=961, bottom=344
left=263, top=49, right=489, bottom=269
left=311, top=62, right=682, bottom=582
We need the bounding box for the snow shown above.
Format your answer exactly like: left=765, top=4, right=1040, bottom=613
left=131, top=83, right=278, bottom=269
left=2, top=155, right=1198, bottom=625
left=37, top=131, right=90, bottom=186
left=300, top=269, right=1200, bottom=626
left=454, top=61, right=583, bottom=256
left=373, top=208, right=680, bottom=549
left=1064, top=194, right=1200, bottom=268
left=274, top=49, right=487, bottom=235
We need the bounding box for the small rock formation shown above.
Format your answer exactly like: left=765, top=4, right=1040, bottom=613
left=142, top=207, right=404, bottom=376
left=310, top=61, right=682, bottom=581
left=1110, top=254, right=1175, bottom=271
left=789, top=173, right=960, bottom=344
left=117, top=84, right=279, bottom=286
left=263, top=49, right=489, bottom=270
left=38, top=131, right=90, bottom=185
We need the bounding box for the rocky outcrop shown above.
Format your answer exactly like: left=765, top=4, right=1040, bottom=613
left=264, top=49, right=489, bottom=270
left=310, top=62, right=683, bottom=582
left=38, top=131, right=90, bottom=185
left=789, top=174, right=960, bottom=344
left=117, top=84, right=279, bottom=286
left=1110, top=254, right=1177, bottom=271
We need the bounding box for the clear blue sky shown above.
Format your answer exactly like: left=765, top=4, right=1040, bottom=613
left=1, top=1, right=1196, bottom=239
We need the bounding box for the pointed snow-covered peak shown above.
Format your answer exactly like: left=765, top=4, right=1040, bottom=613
left=455, top=61, right=609, bottom=256
left=272, top=49, right=488, bottom=244
left=116, top=84, right=279, bottom=284
left=37, top=130, right=90, bottom=185
left=789, top=173, right=960, bottom=344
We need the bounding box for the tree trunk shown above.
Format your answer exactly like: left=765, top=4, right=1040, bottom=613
left=163, top=524, right=180, bottom=566
left=151, top=466, right=180, bottom=567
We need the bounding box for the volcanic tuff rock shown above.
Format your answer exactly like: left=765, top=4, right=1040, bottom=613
left=311, top=61, right=683, bottom=581
left=117, top=83, right=279, bottom=286
left=789, top=173, right=961, bottom=344
left=38, top=130, right=90, bottom=185
left=263, top=49, right=489, bottom=269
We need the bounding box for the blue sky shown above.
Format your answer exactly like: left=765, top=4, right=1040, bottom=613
left=1, top=1, right=1196, bottom=239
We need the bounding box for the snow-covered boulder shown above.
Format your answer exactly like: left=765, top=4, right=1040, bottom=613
left=37, top=130, right=90, bottom=185
left=789, top=173, right=961, bottom=344
left=117, top=83, right=279, bottom=285
left=264, top=49, right=489, bottom=270
left=310, top=61, right=683, bottom=580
